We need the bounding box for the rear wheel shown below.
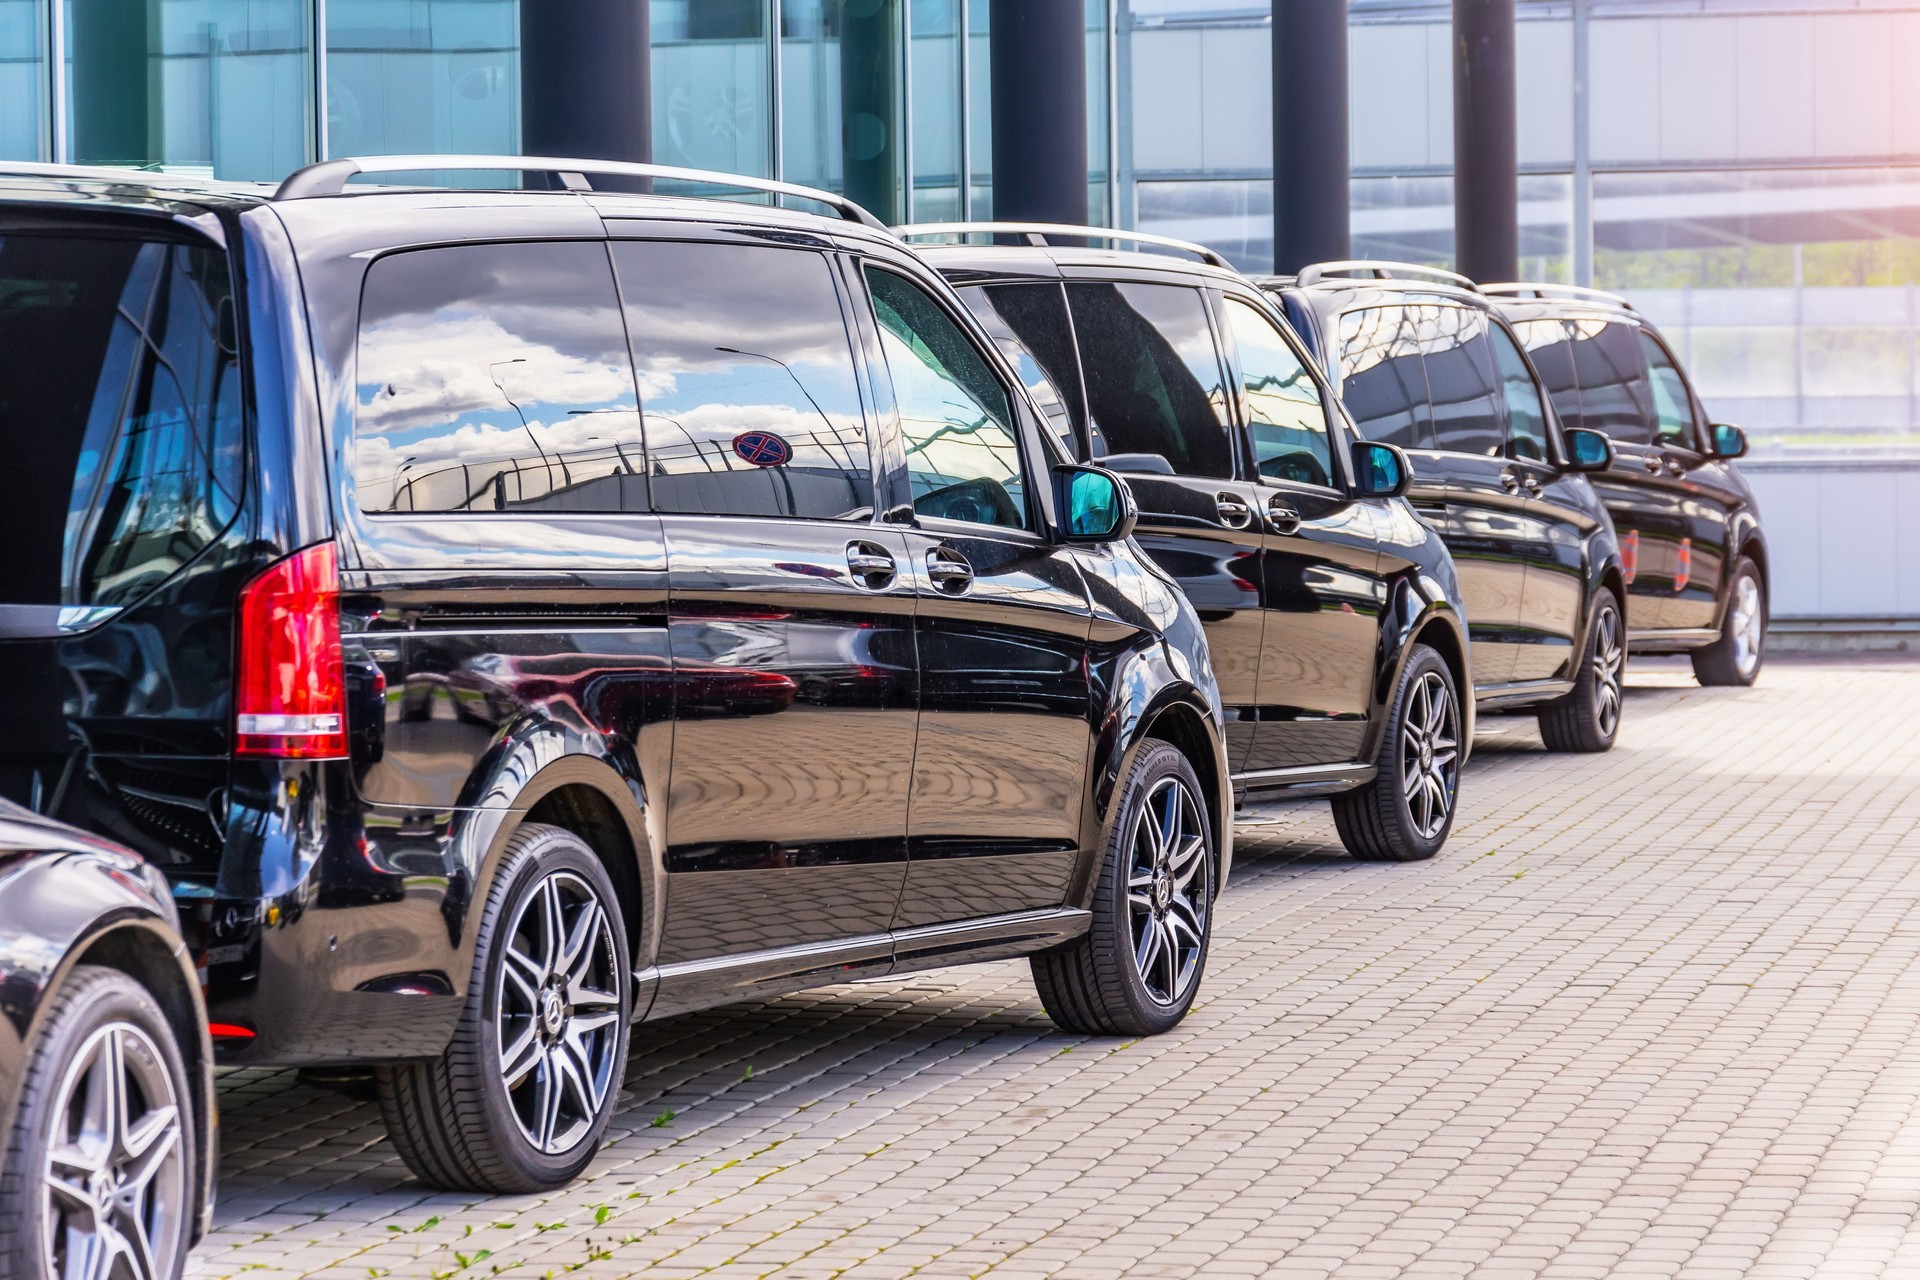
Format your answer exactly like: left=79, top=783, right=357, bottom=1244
left=1692, top=557, right=1765, bottom=687
left=0, top=966, right=194, bottom=1280
left=1538, top=591, right=1625, bottom=753
left=1032, top=740, right=1214, bottom=1036
left=1331, top=643, right=1460, bottom=862
left=378, top=824, right=630, bottom=1193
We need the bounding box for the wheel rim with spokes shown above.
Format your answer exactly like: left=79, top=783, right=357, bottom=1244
left=496, top=869, right=624, bottom=1156
left=42, top=1021, right=187, bottom=1280
left=1125, top=775, right=1211, bottom=1007
left=1730, top=573, right=1763, bottom=677
left=1592, top=605, right=1624, bottom=737
left=1399, top=671, right=1459, bottom=841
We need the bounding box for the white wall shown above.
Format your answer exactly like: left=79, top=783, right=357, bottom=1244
left=1744, top=464, right=1920, bottom=619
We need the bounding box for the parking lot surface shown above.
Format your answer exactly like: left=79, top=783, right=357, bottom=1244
left=192, top=655, right=1920, bottom=1279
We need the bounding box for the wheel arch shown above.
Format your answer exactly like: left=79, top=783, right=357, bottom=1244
left=1141, top=698, right=1230, bottom=886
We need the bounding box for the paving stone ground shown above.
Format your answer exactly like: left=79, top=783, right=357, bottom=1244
left=190, top=655, right=1920, bottom=1279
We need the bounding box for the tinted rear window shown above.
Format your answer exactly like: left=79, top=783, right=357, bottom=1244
left=1566, top=319, right=1656, bottom=444
left=1336, top=306, right=1431, bottom=450
left=1066, top=281, right=1232, bottom=478
left=0, top=232, right=244, bottom=618
left=1421, top=307, right=1505, bottom=459
left=960, top=283, right=1083, bottom=455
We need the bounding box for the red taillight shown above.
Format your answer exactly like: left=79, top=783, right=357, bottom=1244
left=235, top=542, right=349, bottom=759
left=208, top=1022, right=256, bottom=1040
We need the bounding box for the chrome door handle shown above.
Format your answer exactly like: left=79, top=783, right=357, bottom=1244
left=1267, top=495, right=1302, bottom=533
left=1644, top=454, right=1665, bottom=473
left=1521, top=474, right=1542, bottom=494
left=847, top=542, right=898, bottom=588
left=1663, top=456, right=1686, bottom=476
left=926, top=548, right=974, bottom=593
left=1499, top=472, right=1521, bottom=491
left=1216, top=493, right=1254, bottom=529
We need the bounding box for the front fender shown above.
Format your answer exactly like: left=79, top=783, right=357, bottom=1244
left=1364, top=567, right=1475, bottom=766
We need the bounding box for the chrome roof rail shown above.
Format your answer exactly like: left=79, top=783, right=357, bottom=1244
left=271, top=155, right=888, bottom=229
left=1480, top=281, right=1635, bottom=311
left=896, top=221, right=1234, bottom=270
left=1294, top=259, right=1481, bottom=292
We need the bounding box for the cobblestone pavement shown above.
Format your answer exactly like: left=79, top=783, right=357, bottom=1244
left=191, top=656, right=1920, bottom=1280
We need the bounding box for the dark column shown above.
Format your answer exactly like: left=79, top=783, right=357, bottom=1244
left=989, top=0, right=1088, bottom=226
left=521, top=0, right=651, bottom=165
left=71, top=0, right=155, bottom=166
left=1453, top=0, right=1518, bottom=284
left=841, top=0, right=902, bottom=226
left=1271, top=0, right=1350, bottom=274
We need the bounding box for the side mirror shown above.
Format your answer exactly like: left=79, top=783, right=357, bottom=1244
left=1055, top=465, right=1138, bottom=543
left=1351, top=441, right=1411, bottom=499
left=1708, top=423, right=1747, bottom=459
left=1563, top=427, right=1613, bottom=472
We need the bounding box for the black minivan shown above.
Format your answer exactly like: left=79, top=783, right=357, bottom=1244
left=1484, top=284, right=1769, bottom=687
left=0, top=159, right=1230, bottom=1193
left=907, top=224, right=1474, bottom=864
left=1265, top=264, right=1629, bottom=753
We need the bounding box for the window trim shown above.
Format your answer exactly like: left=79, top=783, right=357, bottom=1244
left=855, top=259, right=1047, bottom=541
left=1634, top=323, right=1706, bottom=455
left=1216, top=287, right=1349, bottom=495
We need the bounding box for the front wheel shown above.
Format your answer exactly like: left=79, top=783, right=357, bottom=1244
left=1538, top=591, right=1625, bottom=753
left=1692, top=557, right=1765, bottom=687
left=0, top=966, right=195, bottom=1280
left=378, top=824, right=631, bottom=1193
left=1331, top=643, right=1461, bottom=862
left=1032, top=740, right=1214, bottom=1036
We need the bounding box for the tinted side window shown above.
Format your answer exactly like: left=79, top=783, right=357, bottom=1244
left=1422, top=307, right=1505, bottom=459
left=1065, top=281, right=1233, bottom=479
left=1489, top=322, right=1552, bottom=462
left=866, top=268, right=1028, bottom=531
left=1223, top=296, right=1333, bottom=487
left=1, top=233, right=245, bottom=612
left=1567, top=319, right=1656, bottom=445
left=961, top=283, right=1083, bottom=454
left=1337, top=306, right=1431, bottom=450
left=612, top=241, right=873, bottom=521
left=356, top=242, right=644, bottom=514
left=1514, top=317, right=1581, bottom=428
left=1637, top=329, right=1697, bottom=448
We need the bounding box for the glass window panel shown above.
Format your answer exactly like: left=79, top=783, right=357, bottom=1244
left=911, top=0, right=959, bottom=220
left=1223, top=297, right=1333, bottom=487
left=1066, top=281, right=1232, bottom=478
left=1422, top=307, right=1505, bottom=459
left=652, top=0, right=771, bottom=179
left=1336, top=305, right=1432, bottom=450
left=1489, top=322, right=1551, bottom=463
left=0, top=0, right=45, bottom=160
left=65, top=0, right=309, bottom=178
left=1637, top=329, right=1697, bottom=449
left=614, top=241, right=873, bottom=522
left=865, top=267, right=1027, bottom=530
left=355, top=242, right=645, bottom=515
left=326, top=0, right=516, bottom=162
left=0, top=232, right=245, bottom=610
left=961, top=284, right=1084, bottom=454
left=1567, top=319, right=1656, bottom=445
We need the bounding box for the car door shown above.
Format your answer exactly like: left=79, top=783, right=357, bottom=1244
left=1489, top=317, right=1592, bottom=684
left=1639, top=327, right=1737, bottom=633
left=1218, top=292, right=1385, bottom=769
left=1061, top=275, right=1268, bottom=772
left=854, top=262, right=1094, bottom=931
left=1546, top=315, right=1691, bottom=633
left=608, top=237, right=915, bottom=968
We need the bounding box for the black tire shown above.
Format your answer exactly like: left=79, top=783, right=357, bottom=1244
left=1331, top=643, right=1461, bottom=862
left=377, top=824, right=631, bottom=1193
left=1538, top=590, right=1625, bottom=753
left=1032, top=740, right=1214, bottom=1037
left=0, top=966, right=195, bottom=1280
left=1692, top=556, right=1766, bottom=687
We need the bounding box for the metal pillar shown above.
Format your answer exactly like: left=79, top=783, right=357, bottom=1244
left=1572, top=0, right=1592, bottom=286
left=1271, top=0, right=1350, bottom=274
left=989, top=0, right=1088, bottom=227
left=520, top=0, right=651, bottom=166
left=1453, top=0, right=1518, bottom=284
left=841, top=0, right=902, bottom=226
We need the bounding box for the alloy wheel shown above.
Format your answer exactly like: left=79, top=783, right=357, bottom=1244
left=1592, top=605, right=1625, bottom=737
left=496, top=870, right=624, bottom=1156
left=1730, top=573, right=1763, bottom=678
left=41, top=1022, right=187, bottom=1280
left=1399, top=671, right=1459, bottom=841
left=1125, top=776, right=1211, bottom=1006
